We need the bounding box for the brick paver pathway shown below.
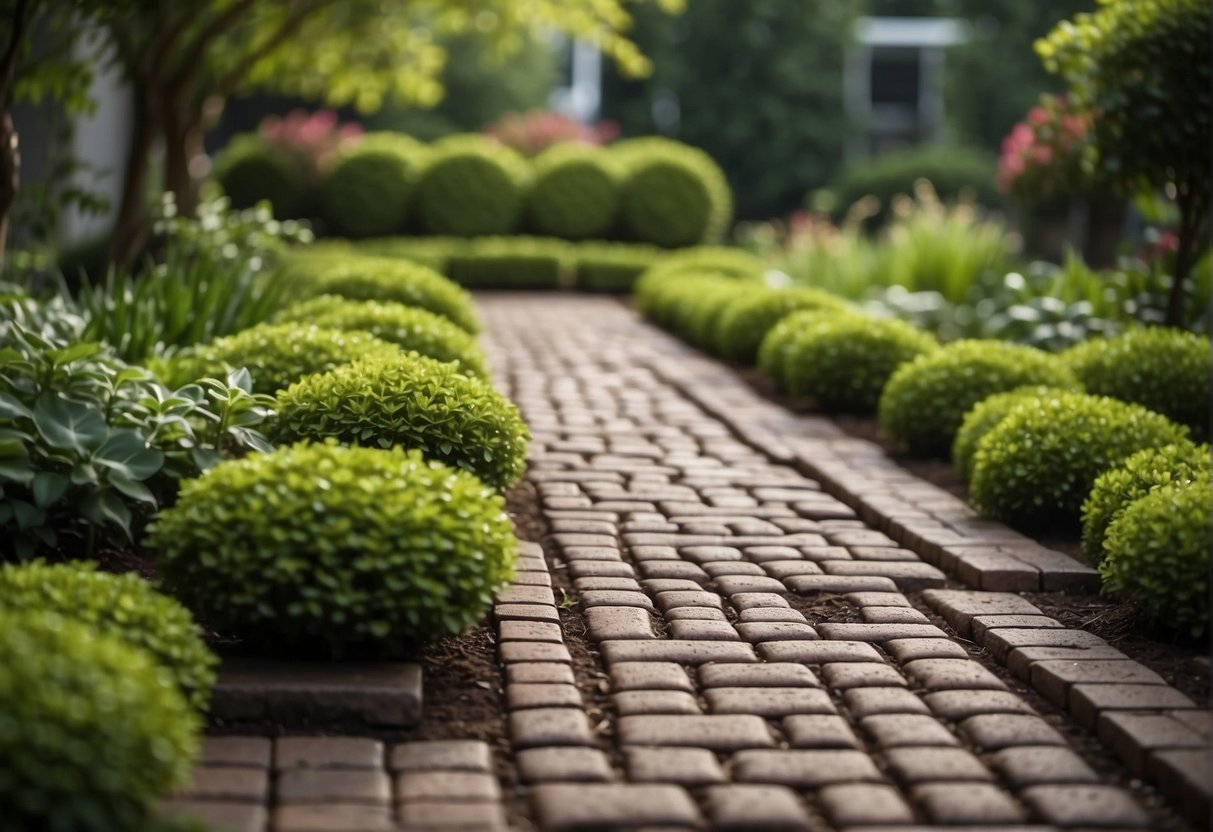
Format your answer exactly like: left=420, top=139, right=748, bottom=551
left=165, top=294, right=1209, bottom=831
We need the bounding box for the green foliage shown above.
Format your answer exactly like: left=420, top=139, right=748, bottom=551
left=148, top=442, right=518, bottom=655
left=166, top=323, right=403, bottom=395
left=713, top=287, right=851, bottom=364
left=632, top=245, right=766, bottom=316
left=878, top=339, right=1081, bottom=456
left=680, top=280, right=758, bottom=349
left=1100, top=479, right=1211, bottom=639
left=1081, top=442, right=1209, bottom=564
left=415, top=136, right=531, bottom=236
left=273, top=352, right=529, bottom=489
left=527, top=143, right=621, bottom=240
left=614, top=137, right=733, bottom=247
left=573, top=242, right=664, bottom=292
left=785, top=315, right=938, bottom=413
left=320, top=132, right=429, bottom=238
left=276, top=296, right=488, bottom=377
left=757, top=308, right=831, bottom=387
left=211, top=134, right=309, bottom=219
left=444, top=236, right=573, bottom=289
left=952, top=386, right=1074, bottom=482
left=1062, top=328, right=1211, bottom=440
left=0, top=608, right=198, bottom=831
left=0, top=560, right=217, bottom=711
left=970, top=392, right=1190, bottom=529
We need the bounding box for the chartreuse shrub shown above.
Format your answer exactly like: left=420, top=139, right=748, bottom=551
left=321, top=132, right=429, bottom=238
left=573, top=242, right=664, bottom=293
left=0, top=560, right=216, bottom=711
left=757, top=309, right=834, bottom=388
left=784, top=315, right=938, bottom=413
left=952, top=387, right=1075, bottom=482
left=148, top=443, right=518, bottom=655
left=633, top=246, right=765, bottom=315
left=970, top=392, right=1191, bottom=529
left=415, top=135, right=531, bottom=236
left=528, top=143, right=621, bottom=240
left=1062, top=328, right=1211, bottom=440
left=713, top=288, right=852, bottom=364
left=211, top=134, right=308, bottom=218
left=878, top=340, right=1081, bottom=456
left=274, top=353, right=529, bottom=489
left=681, top=279, right=758, bottom=348
left=613, top=137, right=732, bottom=247
left=276, top=295, right=488, bottom=378
left=1081, top=442, right=1209, bottom=564
left=354, top=236, right=458, bottom=272
left=0, top=609, right=199, bottom=831
left=1100, top=479, right=1211, bottom=639
left=444, top=236, right=573, bottom=289
left=166, top=323, right=403, bottom=394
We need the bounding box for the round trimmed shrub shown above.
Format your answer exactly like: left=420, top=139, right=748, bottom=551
left=614, top=137, right=732, bottom=247
left=169, top=323, right=403, bottom=394
left=0, top=609, right=199, bottom=831
left=321, top=132, right=429, bottom=238
left=147, top=443, right=518, bottom=655
left=1101, top=479, right=1211, bottom=639
left=527, top=144, right=620, bottom=240
left=415, top=135, right=530, bottom=236
left=633, top=246, right=765, bottom=314
left=758, top=309, right=831, bottom=388
left=952, top=386, right=1076, bottom=482
left=1062, top=328, right=1211, bottom=440
left=784, top=315, right=938, bottom=413
left=276, top=295, right=488, bottom=378
left=274, top=352, right=530, bottom=489
left=680, top=279, right=757, bottom=348
left=0, top=561, right=216, bottom=712
left=211, top=134, right=308, bottom=218
left=1081, top=441, right=1209, bottom=564
left=713, top=287, right=852, bottom=364
left=970, top=392, right=1191, bottom=529
left=878, top=339, right=1082, bottom=456
left=641, top=272, right=737, bottom=330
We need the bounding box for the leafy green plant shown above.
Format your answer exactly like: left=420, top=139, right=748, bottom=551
left=444, top=236, right=573, bottom=289
left=321, top=132, right=430, bottom=238
left=573, top=242, right=663, bottom=292
left=527, top=143, right=621, bottom=240
left=633, top=245, right=766, bottom=313
left=211, top=134, right=309, bottom=219
left=0, top=608, right=199, bottom=831
left=713, top=287, right=851, bottom=364
left=0, top=560, right=217, bottom=711
left=878, top=339, right=1081, bottom=457
left=757, top=308, right=831, bottom=387
left=613, top=137, right=733, bottom=247
left=970, top=392, right=1190, bottom=529
left=952, top=386, right=1075, bottom=482
left=415, top=135, right=531, bottom=236
left=274, top=352, right=530, bottom=489
left=147, top=442, right=518, bottom=656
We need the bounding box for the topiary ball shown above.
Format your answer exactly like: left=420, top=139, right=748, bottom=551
left=713, top=287, right=852, bottom=364
left=274, top=352, right=530, bottom=489
left=0, top=609, right=199, bottom=831
left=1063, top=328, right=1211, bottom=440
left=415, top=135, right=531, bottom=236
left=147, top=443, right=518, bottom=656
left=1100, top=479, right=1211, bottom=639
left=877, top=339, right=1082, bottom=456
left=320, top=132, right=429, bottom=238
left=633, top=246, right=766, bottom=315
left=276, top=295, right=489, bottom=378
left=757, top=309, right=830, bottom=388
left=527, top=144, right=620, bottom=240
left=680, top=279, right=758, bottom=348
left=784, top=315, right=938, bottom=413
left=211, top=134, right=308, bottom=218
left=614, top=137, right=733, bottom=248
left=952, top=386, right=1076, bottom=482
left=970, top=392, right=1191, bottom=529
left=1080, top=441, right=1209, bottom=564
left=0, top=560, right=216, bottom=712
left=168, top=323, right=403, bottom=394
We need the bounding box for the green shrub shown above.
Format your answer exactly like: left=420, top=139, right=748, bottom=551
left=274, top=353, right=530, bottom=489
left=952, top=387, right=1075, bottom=482
left=1100, top=479, right=1211, bottom=639
left=211, top=134, right=308, bottom=218
left=1081, top=442, right=1209, bottom=563
left=415, top=135, right=531, bottom=236
left=633, top=245, right=766, bottom=313
left=573, top=242, right=663, bottom=293
left=0, top=560, right=216, bottom=711
left=614, top=137, right=732, bottom=248
left=353, top=236, right=459, bottom=272
left=784, top=315, right=938, bottom=413
left=444, top=236, right=573, bottom=289
left=1063, top=328, right=1211, bottom=440
left=757, top=309, right=830, bottom=388
left=276, top=295, right=488, bottom=377
left=878, top=340, right=1082, bottom=456
left=713, top=287, right=851, bottom=364
left=147, top=443, right=518, bottom=655
left=528, top=144, right=621, bottom=240
left=167, top=323, right=403, bottom=394
left=970, top=392, right=1191, bottom=529
left=321, top=132, right=429, bottom=238
left=0, top=609, right=198, bottom=831
left=680, top=280, right=758, bottom=349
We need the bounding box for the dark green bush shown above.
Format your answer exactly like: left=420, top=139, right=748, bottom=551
left=614, top=137, right=733, bottom=247
left=952, top=387, right=1075, bottom=482
left=970, top=392, right=1191, bottom=529
left=211, top=134, right=309, bottom=219
left=276, top=295, right=488, bottom=377
left=321, top=133, right=429, bottom=238
left=713, top=287, right=851, bottom=364
left=1100, top=479, right=1211, bottom=639
left=1063, top=328, right=1211, bottom=440
left=573, top=243, right=663, bottom=293
left=0, top=609, right=198, bottom=831
left=274, top=352, right=530, bottom=489
left=1081, top=441, right=1209, bottom=563
left=444, top=236, right=573, bottom=289
left=415, top=135, right=531, bottom=236
left=633, top=245, right=766, bottom=313
left=784, top=315, right=938, bottom=413
left=148, top=443, right=518, bottom=655
left=878, top=339, right=1082, bottom=456
left=0, top=560, right=216, bottom=711
left=527, top=144, right=621, bottom=240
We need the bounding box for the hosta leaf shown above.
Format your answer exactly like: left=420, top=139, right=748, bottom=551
left=33, top=394, right=107, bottom=454
left=31, top=471, right=70, bottom=508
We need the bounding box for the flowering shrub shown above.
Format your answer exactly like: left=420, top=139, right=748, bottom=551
left=485, top=110, right=619, bottom=156
left=997, top=95, right=1093, bottom=199
left=259, top=109, right=363, bottom=181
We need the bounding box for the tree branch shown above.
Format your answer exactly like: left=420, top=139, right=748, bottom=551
left=169, top=0, right=260, bottom=90
left=210, top=0, right=340, bottom=102
left=0, top=0, right=38, bottom=106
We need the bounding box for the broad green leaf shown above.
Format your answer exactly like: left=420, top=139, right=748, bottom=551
left=32, top=394, right=107, bottom=454
left=49, top=341, right=102, bottom=366
left=109, top=471, right=157, bottom=505
left=94, top=430, right=164, bottom=480
left=31, top=471, right=70, bottom=507
left=0, top=392, right=32, bottom=420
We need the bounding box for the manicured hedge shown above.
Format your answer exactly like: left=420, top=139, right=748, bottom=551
left=572, top=243, right=664, bottom=293
left=951, top=386, right=1075, bottom=482
left=713, top=288, right=851, bottom=364
left=444, top=236, right=573, bottom=289
left=414, top=135, right=531, bottom=237
left=321, top=132, right=429, bottom=238
left=211, top=134, right=309, bottom=219
left=527, top=143, right=621, bottom=240
left=613, top=137, right=732, bottom=247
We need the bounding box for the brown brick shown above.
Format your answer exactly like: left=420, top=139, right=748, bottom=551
left=703, top=784, right=812, bottom=831
left=884, top=747, right=994, bottom=783
left=782, top=715, right=861, bottom=748
left=389, top=740, right=492, bottom=773
left=496, top=584, right=556, bottom=605
left=499, top=642, right=572, bottom=664
left=984, top=626, right=1109, bottom=663
left=157, top=801, right=266, bottom=832
left=955, top=551, right=1041, bottom=591
left=1021, top=785, right=1150, bottom=828
left=817, top=623, right=947, bottom=642
left=990, top=747, right=1099, bottom=786
left=912, top=783, right=1026, bottom=824
left=271, top=804, right=392, bottom=832
left=1149, top=749, right=1212, bottom=827
left=884, top=637, right=969, bottom=662
left=737, top=606, right=809, bottom=623
left=1098, top=711, right=1210, bottom=776
left=617, top=714, right=774, bottom=751
left=396, top=771, right=500, bottom=802
left=515, top=747, right=614, bottom=783
left=584, top=606, right=657, bottom=641
left=1069, top=683, right=1199, bottom=730
left=200, top=736, right=272, bottom=768
left=843, top=687, right=930, bottom=716
left=923, top=690, right=1038, bottom=721
left=787, top=574, right=899, bottom=593
left=510, top=708, right=593, bottom=748
left=505, top=662, right=576, bottom=686
left=494, top=603, right=560, bottom=624
left=174, top=766, right=268, bottom=803
left=902, top=658, right=1007, bottom=691
left=600, top=639, right=757, bottom=665
left=507, top=683, right=582, bottom=710
left=861, top=606, right=932, bottom=624
left=1032, top=659, right=1165, bottom=707
left=759, top=640, right=882, bottom=664
left=580, top=589, right=655, bottom=610
left=699, top=663, right=820, bottom=689
left=396, top=801, right=507, bottom=830
left=274, top=737, right=383, bottom=770
left=626, top=747, right=726, bottom=785
left=610, top=662, right=694, bottom=692
left=705, top=687, right=836, bottom=717
left=276, top=769, right=390, bottom=805
left=613, top=690, right=702, bottom=715
left=821, top=662, right=908, bottom=689
left=862, top=714, right=959, bottom=747
left=532, top=783, right=701, bottom=830
left=499, top=620, right=564, bottom=643
left=654, top=590, right=724, bottom=612
left=731, top=749, right=884, bottom=786
left=960, top=714, right=1067, bottom=750
left=818, top=784, right=916, bottom=826
left=667, top=619, right=741, bottom=641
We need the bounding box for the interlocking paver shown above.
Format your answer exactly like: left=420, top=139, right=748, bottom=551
left=174, top=766, right=268, bottom=802
left=1069, top=683, right=1198, bottom=730
left=158, top=801, right=266, bottom=832
left=584, top=606, right=657, bottom=640
left=705, top=687, right=836, bottom=717
left=611, top=662, right=694, bottom=692
left=758, top=640, right=883, bottom=664
left=272, top=804, right=392, bottom=831
left=960, top=714, right=1067, bottom=750
left=499, top=641, right=572, bottom=663
left=276, top=769, right=391, bottom=805
left=626, top=747, right=727, bottom=785
left=902, top=658, right=1008, bottom=691
left=667, top=619, right=741, bottom=641
left=702, top=785, right=812, bottom=831
left=618, top=714, right=774, bottom=750
left=613, top=690, right=702, bottom=715
left=1098, top=711, right=1210, bottom=776
left=507, top=683, right=583, bottom=710
left=1031, top=659, right=1165, bottom=707
left=821, top=662, right=908, bottom=689
left=397, top=801, right=508, bottom=830
left=510, top=708, right=593, bottom=748
left=862, top=714, right=959, bottom=747
left=884, top=637, right=970, bottom=662
left=990, top=746, right=1100, bottom=785
left=731, top=749, right=884, bottom=786
left=396, top=771, right=500, bottom=802
left=922, top=690, right=1038, bottom=720
left=1020, top=785, right=1150, bottom=827
left=200, top=736, right=272, bottom=768
left=817, top=622, right=947, bottom=641
left=600, top=639, right=757, bottom=665
left=698, top=663, right=820, bottom=688
left=515, top=747, right=614, bottom=783
left=782, top=714, right=861, bottom=748
left=389, top=740, right=492, bottom=773
left=883, top=747, right=995, bottom=783
left=505, top=662, right=576, bottom=686
left=499, top=620, right=564, bottom=643
left=737, top=606, right=810, bottom=623
left=912, top=783, right=1027, bottom=824
left=818, top=784, right=917, bottom=826
left=735, top=621, right=820, bottom=642
left=274, top=737, right=382, bottom=770
left=532, top=783, right=701, bottom=830
left=843, top=687, right=930, bottom=716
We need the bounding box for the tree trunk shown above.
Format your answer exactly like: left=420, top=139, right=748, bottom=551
left=108, top=94, right=160, bottom=268
left=1083, top=189, right=1126, bottom=270
left=163, top=104, right=204, bottom=216
left=0, top=112, right=18, bottom=267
